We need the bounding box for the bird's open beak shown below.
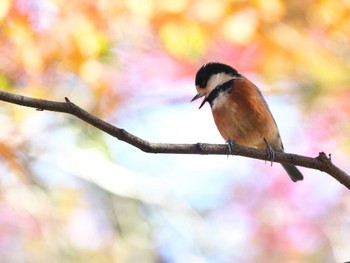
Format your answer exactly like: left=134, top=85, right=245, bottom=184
left=191, top=93, right=207, bottom=109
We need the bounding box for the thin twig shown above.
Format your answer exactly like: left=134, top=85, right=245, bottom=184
left=0, top=90, right=349, bottom=189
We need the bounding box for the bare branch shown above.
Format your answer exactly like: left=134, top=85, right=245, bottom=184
left=1, top=90, right=349, bottom=189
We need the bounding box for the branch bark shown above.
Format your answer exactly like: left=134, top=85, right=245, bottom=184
left=1, top=90, right=349, bottom=189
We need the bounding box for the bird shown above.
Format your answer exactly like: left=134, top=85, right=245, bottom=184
left=191, top=62, right=303, bottom=182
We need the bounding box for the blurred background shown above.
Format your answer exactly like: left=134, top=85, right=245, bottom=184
left=0, top=0, right=350, bottom=262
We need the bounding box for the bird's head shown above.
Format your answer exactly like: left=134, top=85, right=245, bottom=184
left=191, top=62, right=241, bottom=109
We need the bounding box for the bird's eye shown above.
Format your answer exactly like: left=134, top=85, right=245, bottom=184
left=200, top=82, right=207, bottom=88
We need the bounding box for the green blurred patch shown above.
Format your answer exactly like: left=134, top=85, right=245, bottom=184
left=0, top=75, right=14, bottom=90
left=159, top=21, right=207, bottom=60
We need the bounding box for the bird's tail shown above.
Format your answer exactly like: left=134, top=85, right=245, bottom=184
left=281, top=163, right=304, bottom=182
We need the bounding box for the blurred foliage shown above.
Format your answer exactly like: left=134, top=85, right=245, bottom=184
left=0, top=0, right=350, bottom=262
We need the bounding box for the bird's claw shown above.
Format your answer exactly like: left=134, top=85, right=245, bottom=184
left=226, top=139, right=235, bottom=156
left=264, top=138, right=275, bottom=166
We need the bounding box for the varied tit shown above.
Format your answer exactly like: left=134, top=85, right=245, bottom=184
left=191, top=62, right=303, bottom=182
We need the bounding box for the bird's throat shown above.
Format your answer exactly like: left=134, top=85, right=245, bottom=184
left=207, top=79, right=234, bottom=107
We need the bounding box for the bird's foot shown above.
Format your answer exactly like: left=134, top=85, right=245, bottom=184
left=226, top=139, right=235, bottom=157
left=264, top=138, right=275, bottom=166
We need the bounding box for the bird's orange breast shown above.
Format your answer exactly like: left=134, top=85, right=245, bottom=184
left=211, top=78, right=281, bottom=150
